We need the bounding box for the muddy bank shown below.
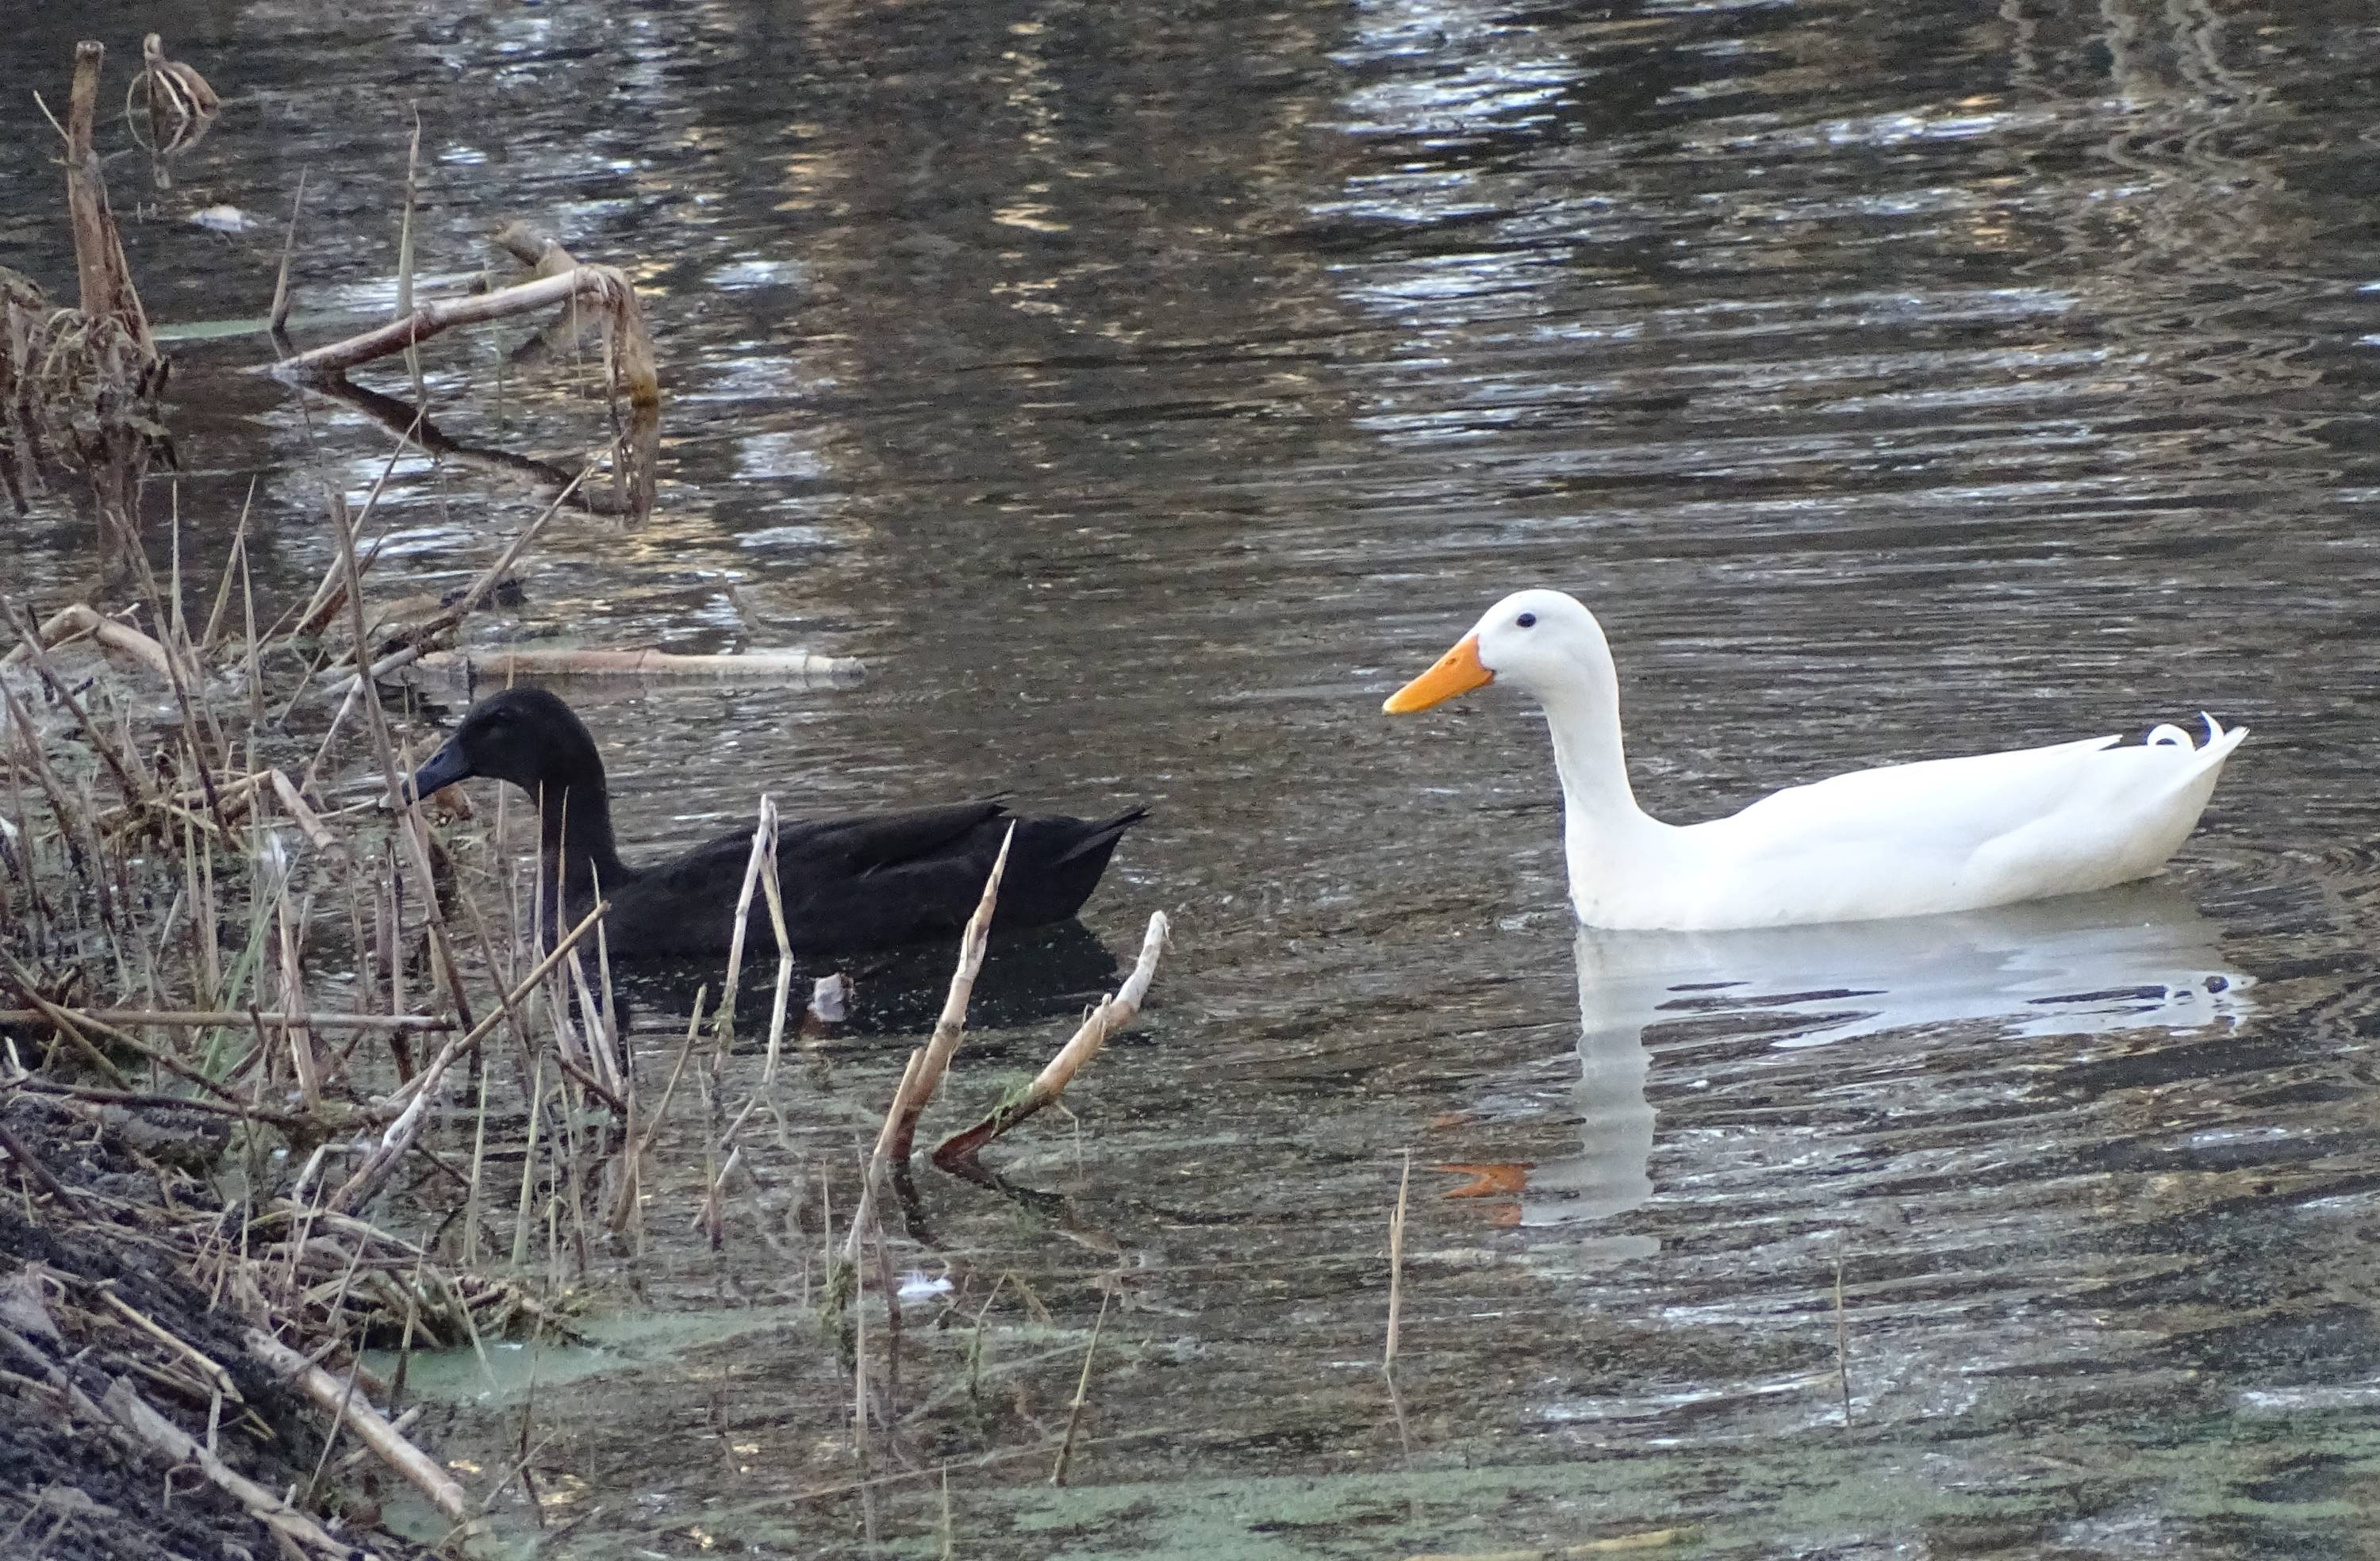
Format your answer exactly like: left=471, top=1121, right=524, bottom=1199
left=0, top=1094, right=441, bottom=1561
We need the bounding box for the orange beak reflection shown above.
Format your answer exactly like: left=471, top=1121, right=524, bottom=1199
left=1383, top=633, right=1493, bottom=715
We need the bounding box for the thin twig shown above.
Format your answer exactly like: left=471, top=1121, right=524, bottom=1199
left=1833, top=1248, right=1852, bottom=1428
left=1049, top=1287, right=1111, bottom=1487
left=1385, top=1148, right=1411, bottom=1371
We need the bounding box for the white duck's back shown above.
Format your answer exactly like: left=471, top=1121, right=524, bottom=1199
left=1588, top=719, right=2246, bottom=930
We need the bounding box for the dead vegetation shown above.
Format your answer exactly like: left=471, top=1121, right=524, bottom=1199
left=2, top=40, right=1173, bottom=1558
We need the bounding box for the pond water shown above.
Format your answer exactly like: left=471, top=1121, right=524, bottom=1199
left=9, top=0, right=2380, bottom=1555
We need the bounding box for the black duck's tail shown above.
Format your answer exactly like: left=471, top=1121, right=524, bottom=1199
left=996, top=804, right=1148, bottom=927
left=1052, top=804, right=1150, bottom=865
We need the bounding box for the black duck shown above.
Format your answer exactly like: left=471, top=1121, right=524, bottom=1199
left=403, top=688, right=1144, bottom=958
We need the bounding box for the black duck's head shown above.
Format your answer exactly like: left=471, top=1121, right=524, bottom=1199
left=404, top=687, right=605, bottom=805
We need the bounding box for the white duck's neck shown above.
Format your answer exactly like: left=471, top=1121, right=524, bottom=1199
left=1533, top=655, right=1668, bottom=855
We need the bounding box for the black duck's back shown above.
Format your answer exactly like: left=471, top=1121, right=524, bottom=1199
left=597, top=801, right=1145, bottom=958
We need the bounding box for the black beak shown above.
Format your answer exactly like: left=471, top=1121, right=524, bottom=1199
left=401, top=739, right=474, bottom=805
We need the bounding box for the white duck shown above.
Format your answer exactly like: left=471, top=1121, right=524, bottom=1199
left=1384, top=589, right=2244, bottom=930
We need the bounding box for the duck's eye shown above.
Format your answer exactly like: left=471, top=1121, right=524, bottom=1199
left=1516, top=612, right=1537, bottom=629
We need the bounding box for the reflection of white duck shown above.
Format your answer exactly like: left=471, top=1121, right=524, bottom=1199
left=1573, top=878, right=2254, bottom=1055
left=1523, top=880, right=2251, bottom=1233
left=1386, top=589, right=2245, bottom=931
left=1524, top=928, right=1658, bottom=1241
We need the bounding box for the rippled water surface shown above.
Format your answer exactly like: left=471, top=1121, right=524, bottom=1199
left=10, top=0, right=2380, bottom=1555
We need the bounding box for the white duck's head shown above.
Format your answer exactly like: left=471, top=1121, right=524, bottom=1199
left=1382, top=589, right=1612, bottom=714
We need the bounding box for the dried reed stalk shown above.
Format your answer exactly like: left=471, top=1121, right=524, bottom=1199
left=839, top=831, right=1013, bottom=1268
left=1385, top=1148, right=1411, bottom=1371
left=712, top=797, right=779, bottom=1041
left=1049, top=1287, right=1111, bottom=1487
left=1833, top=1250, right=1852, bottom=1427
left=0, top=1007, right=446, bottom=1030
left=268, top=169, right=306, bottom=339
left=889, top=827, right=1012, bottom=1162
left=59, top=42, right=152, bottom=352
left=328, top=899, right=608, bottom=1214
left=314, top=465, right=586, bottom=697
left=932, top=911, right=1170, bottom=1168
left=843, top=1050, right=926, bottom=1268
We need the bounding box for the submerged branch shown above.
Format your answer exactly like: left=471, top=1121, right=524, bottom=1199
left=2, top=600, right=176, bottom=682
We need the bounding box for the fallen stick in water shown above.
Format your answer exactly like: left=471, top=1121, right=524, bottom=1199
left=267, top=263, right=658, bottom=405
left=1, top=600, right=176, bottom=681
left=404, top=645, right=866, bottom=685
left=248, top=1329, right=475, bottom=1527
left=933, top=911, right=1169, bottom=1168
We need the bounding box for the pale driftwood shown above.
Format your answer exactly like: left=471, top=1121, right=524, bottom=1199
left=934, top=912, right=1169, bottom=1167
left=2, top=601, right=175, bottom=681
left=406, top=645, right=866, bottom=685
left=270, top=263, right=658, bottom=406
left=248, top=1329, right=473, bottom=1526
left=843, top=831, right=1012, bottom=1267
left=329, top=899, right=608, bottom=1214
left=414, top=645, right=866, bottom=682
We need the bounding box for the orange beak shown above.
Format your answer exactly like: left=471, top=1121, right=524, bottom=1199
left=1383, top=633, right=1493, bottom=715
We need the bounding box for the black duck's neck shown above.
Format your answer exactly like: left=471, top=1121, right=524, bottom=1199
left=533, top=772, right=631, bottom=926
